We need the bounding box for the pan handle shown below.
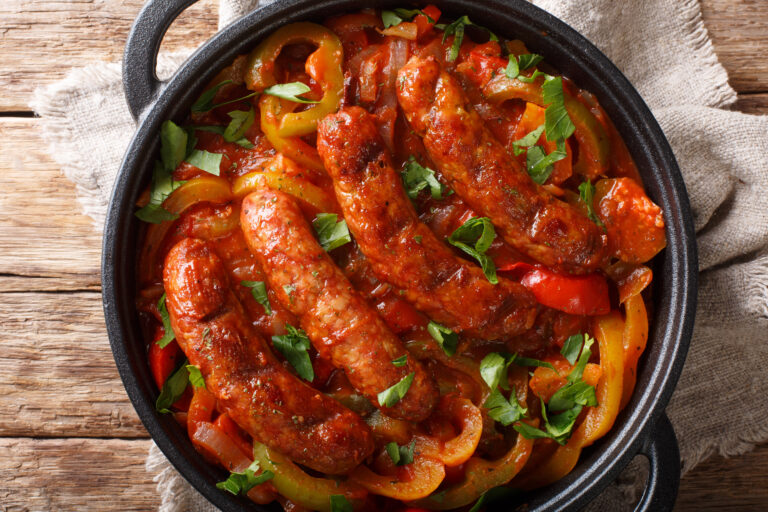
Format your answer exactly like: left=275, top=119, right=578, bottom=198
left=122, top=0, right=200, bottom=120
left=632, top=412, right=680, bottom=512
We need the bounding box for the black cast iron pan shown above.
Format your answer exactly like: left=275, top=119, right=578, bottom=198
left=103, top=0, right=698, bottom=510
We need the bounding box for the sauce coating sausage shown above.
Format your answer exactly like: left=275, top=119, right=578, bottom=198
left=397, top=56, right=608, bottom=274
left=241, top=188, right=438, bottom=421
left=163, top=238, right=374, bottom=474
left=317, top=106, right=538, bottom=339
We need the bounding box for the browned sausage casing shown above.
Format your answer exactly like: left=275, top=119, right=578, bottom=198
left=317, top=106, right=537, bottom=340
left=241, top=189, right=438, bottom=421
left=397, top=56, right=608, bottom=275
left=163, top=238, right=373, bottom=474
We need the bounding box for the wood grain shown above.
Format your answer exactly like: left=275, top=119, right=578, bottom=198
left=700, top=0, right=768, bottom=93
left=0, top=0, right=766, bottom=111
left=0, top=118, right=101, bottom=286
left=0, top=0, right=219, bottom=112
left=0, top=438, right=159, bottom=511
left=0, top=291, right=146, bottom=438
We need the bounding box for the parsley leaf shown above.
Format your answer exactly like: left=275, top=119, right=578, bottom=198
left=185, top=149, right=223, bottom=176
left=518, top=53, right=544, bottom=71
left=513, top=356, right=557, bottom=372
left=186, top=365, right=206, bottom=389
left=378, top=372, right=415, bottom=407
left=216, top=460, right=274, bottom=495
left=136, top=124, right=187, bottom=223
left=155, top=358, right=189, bottom=413
left=525, top=140, right=567, bottom=185
left=511, top=124, right=545, bottom=156
left=392, top=355, right=408, bottom=367
left=442, top=16, right=498, bottom=62
left=561, top=334, right=583, bottom=365
left=468, top=486, right=521, bottom=512
left=480, top=352, right=514, bottom=391
left=155, top=292, right=176, bottom=349
left=329, top=495, right=354, bottom=512
left=385, top=440, right=416, bottom=466
left=484, top=387, right=528, bottom=426
left=191, top=80, right=233, bottom=113
left=541, top=77, right=576, bottom=142
left=312, top=213, right=352, bottom=252
left=381, top=10, right=403, bottom=28
left=427, top=321, right=458, bottom=357
left=447, top=217, right=498, bottom=284
left=272, top=325, right=314, bottom=382
left=192, top=125, right=253, bottom=149
left=264, top=82, right=320, bottom=104
left=578, top=181, right=605, bottom=228
left=382, top=8, right=436, bottom=28
left=401, top=156, right=449, bottom=200
left=223, top=108, right=255, bottom=144
left=504, top=57, right=519, bottom=81
left=241, top=280, right=272, bottom=316
left=160, top=120, right=188, bottom=172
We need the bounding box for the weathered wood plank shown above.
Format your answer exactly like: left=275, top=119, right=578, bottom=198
left=0, top=117, right=101, bottom=286
left=0, top=291, right=147, bottom=437
left=677, top=443, right=768, bottom=510
left=733, top=92, right=768, bottom=114
left=0, top=438, right=159, bottom=511
left=700, top=0, right=768, bottom=93
left=0, top=0, right=219, bottom=111
left=0, top=0, right=766, bottom=111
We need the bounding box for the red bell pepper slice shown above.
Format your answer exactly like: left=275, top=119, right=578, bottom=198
left=498, top=263, right=610, bottom=316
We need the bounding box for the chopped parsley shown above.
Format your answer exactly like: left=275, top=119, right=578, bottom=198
left=191, top=80, right=233, bottom=113
left=329, top=495, right=354, bottom=512
left=401, top=156, right=450, bottom=200
left=440, top=15, right=498, bottom=62
left=511, top=124, right=545, bottom=156
left=578, top=181, right=605, bottom=228
left=185, top=149, right=223, bottom=176
left=385, top=440, right=416, bottom=466
left=155, top=358, right=189, bottom=414
left=525, top=141, right=567, bottom=185
left=186, top=365, right=205, bottom=389
left=427, top=321, right=458, bottom=357
left=505, top=53, right=544, bottom=80
left=272, top=325, right=314, bottom=382
left=484, top=387, right=527, bottom=426
left=312, top=213, right=352, bottom=252
left=264, top=82, right=320, bottom=104
left=392, top=355, right=408, bottom=367
left=216, top=460, right=274, bottom=495
left=377, top=372, right=415, bottom=408
left=223, top=108, right=255, bottom=144
left=241, top=280, right=272, bottom=316
left=381, top=8, right=436, bottom=28
left=447, top=217, right=498, bottom=284
left=155, top=292, right=176, bottom=349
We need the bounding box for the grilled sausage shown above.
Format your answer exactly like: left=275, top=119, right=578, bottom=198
left=397, top=56, right=608, bottom=274
left=317, top=106, right=537, bottom=340
left=163, top=238, right=373, bottom=474
left=240, top=189, right=438, bottom=421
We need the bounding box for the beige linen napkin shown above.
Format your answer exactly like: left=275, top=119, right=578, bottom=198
left=31, top=0, right=768, bottom=510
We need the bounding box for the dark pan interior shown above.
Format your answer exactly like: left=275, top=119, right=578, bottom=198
left=102, top=1, right=696, bottom=510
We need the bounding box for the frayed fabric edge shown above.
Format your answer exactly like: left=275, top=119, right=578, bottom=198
left=677, top=0, right=737, bottom=108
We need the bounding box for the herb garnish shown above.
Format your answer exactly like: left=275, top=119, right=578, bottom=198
left=155, top=292, right=176, bottom=348
left=377, top=372, right=415, bottom=407
left=440, top=16, right=498, bottom=62
left=392, top=355, right=408, bottom=367
left=216, top=460, right=274, bottom=495
left=241, top=280, right=272, bottom=316
left=381, top=8, right=435, bottom=28
left=447, top=217, right=498, bottom=284
left=427, top=321, right=459, bottom=357
left=155, top=358, right=189, bottom=413
left=312, top=213, right=352, bottom=252
left=186, top=365, right=206, bottom=389
left=272, top=325, right=315, bottom=382
left=578, top=181, right=605, bottom=228
left=264, top=82, right=320, bottom=104
left=401, top=156, right=450, bottom=200
left=385, top=440, right=416, bottom=466
left=329, top=495, right=354, bottom=512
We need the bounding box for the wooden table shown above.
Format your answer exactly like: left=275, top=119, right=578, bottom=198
left=0, top=1, right=765, bottom=510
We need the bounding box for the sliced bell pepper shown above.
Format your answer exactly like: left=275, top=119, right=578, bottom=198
left=483, top=74, right=610, bottom=178
left=232, top=167, right=339, bottom=214
left=253, top=442, right=367, bottom=512
left=246, top=22, right=344, bottom=137
left=258, top=94, right=326, bottom=172
left=498, top=263, right=610, bottom=316
left=620, top=294, right=648, bottom=410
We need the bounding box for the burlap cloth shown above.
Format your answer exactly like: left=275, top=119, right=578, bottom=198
left=30, top=0, right=768, bottom=510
